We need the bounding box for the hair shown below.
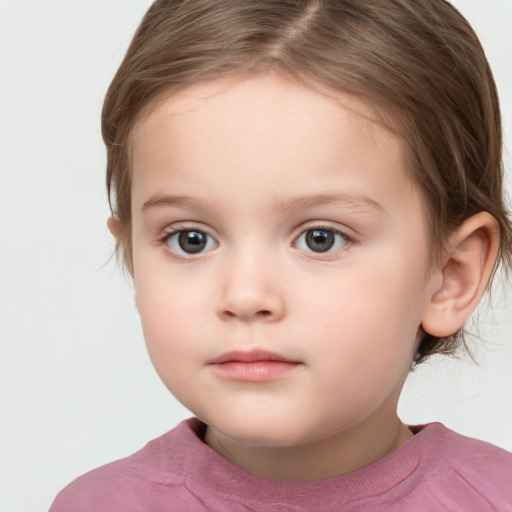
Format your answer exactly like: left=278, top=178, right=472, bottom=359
left=102, top=0, right=512, bottom=364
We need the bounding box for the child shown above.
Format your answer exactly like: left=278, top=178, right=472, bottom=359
left=50, top=0, right=512, bottom=510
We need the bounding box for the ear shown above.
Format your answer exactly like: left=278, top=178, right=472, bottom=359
left=421, top=212, right=499, bottom=337
left=107, top=216, right=122, bottom=239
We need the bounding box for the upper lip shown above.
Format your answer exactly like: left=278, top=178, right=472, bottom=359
left=209, top=349, right=298, bottom=364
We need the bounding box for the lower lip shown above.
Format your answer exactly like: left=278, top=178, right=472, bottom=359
left=210, top=361, right=301, bottom=382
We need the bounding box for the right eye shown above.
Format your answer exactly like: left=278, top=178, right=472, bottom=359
left=164, top=229, right=217, bottom=256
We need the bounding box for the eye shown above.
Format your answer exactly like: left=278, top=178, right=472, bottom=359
left=295, top=228, right=348, bottom=253
left=164, top=229, right=217, bottom=256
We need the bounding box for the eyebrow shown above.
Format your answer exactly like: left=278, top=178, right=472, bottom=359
left=142, top=195, right=211, bottom=212
left=142, top=193, right=384, bottom=213
left=274, top=193, right=384, bottom=214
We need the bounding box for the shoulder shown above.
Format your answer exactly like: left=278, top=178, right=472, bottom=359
left=415, top=423, right=512, bottom=508
left=49, top=418, right=206, bottom=512
left=434, top=423, right=512, bottom=472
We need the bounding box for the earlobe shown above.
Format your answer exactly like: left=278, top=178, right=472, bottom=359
left=421, top=212, right=499, bottom=338
left=107, top=216, right=122, bottom=240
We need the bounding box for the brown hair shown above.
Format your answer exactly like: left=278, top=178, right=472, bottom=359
left=102, top=0, right=512, bottom=363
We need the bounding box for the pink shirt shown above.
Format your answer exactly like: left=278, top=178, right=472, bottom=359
left=50, top=418, right=512, bottom=511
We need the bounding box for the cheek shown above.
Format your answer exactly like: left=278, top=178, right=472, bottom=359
left=305, top=252, right=426, bottom=334
left=303, top=251, right=426, bottom=379
left=134, top=270, right=203, bottom=377
left=307, top=302, right=417, bottom=426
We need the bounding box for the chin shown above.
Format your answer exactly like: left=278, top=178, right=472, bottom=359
left=222, top=429, right=303, bottom=448
left=204, top=413, right=318, bottom=448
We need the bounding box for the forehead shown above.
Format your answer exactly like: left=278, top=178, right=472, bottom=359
left=130, top=72, right=419, bottom=214
left=132, top=73, right=396, bottom=153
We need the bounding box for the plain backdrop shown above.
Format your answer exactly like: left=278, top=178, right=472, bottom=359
left=0, top=1, right=511, bottom=510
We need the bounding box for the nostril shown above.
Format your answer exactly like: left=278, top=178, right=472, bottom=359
left=219, top=308, right=273, bottom=321
left=216, top=289, right=286, bottom=322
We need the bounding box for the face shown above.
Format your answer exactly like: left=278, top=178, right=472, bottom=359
left=130, top=73, right=435, bottom=451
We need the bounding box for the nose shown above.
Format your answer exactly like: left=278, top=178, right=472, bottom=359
left=216, top=249, right=286, bottom=323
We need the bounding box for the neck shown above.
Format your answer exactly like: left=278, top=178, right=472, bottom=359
left=205, top=412, right=413, bottom=481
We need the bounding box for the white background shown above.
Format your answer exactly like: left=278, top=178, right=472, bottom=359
left=0, top=1, right=511, bottom=510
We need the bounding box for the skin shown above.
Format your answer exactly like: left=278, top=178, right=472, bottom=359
left=116, top=72, right=498, bottom=481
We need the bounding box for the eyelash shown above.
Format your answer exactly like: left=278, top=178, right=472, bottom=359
left=159, top=227, right=217, bottom=258
left=293, top=225, right=352, bottom=256
left=158, top=224, right=353, bottom=258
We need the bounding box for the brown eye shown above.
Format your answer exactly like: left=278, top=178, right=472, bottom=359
left=295, top=228, right=348, bottom=254
left=178, top=231, right=207, bottom=253
left=166, top=230, right=217, bottom=255
left=305, top=229, right=334, bottom=252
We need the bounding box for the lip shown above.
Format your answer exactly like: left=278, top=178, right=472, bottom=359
left=209, top=350, right=302, bottom=382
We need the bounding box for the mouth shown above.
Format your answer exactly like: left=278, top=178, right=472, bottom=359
left=208, top=350, right=302, bottom=382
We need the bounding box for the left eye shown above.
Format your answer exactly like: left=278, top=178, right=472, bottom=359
left=165, top=229, right=217, bottom=255
left=295, top=228, right=348, bottom=253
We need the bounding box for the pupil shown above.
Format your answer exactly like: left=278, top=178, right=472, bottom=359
left=178, top=231, right=206, bottom=253
left=306, top=229, right=334, bottom=253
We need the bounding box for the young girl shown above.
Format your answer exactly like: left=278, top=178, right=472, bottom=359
left=50, top=0, right=512, bottom=510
